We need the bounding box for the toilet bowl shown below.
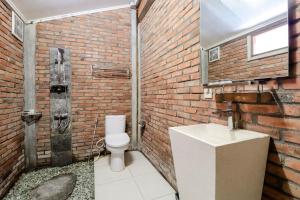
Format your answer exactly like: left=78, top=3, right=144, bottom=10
left=105, top=115, right=130, bottom=171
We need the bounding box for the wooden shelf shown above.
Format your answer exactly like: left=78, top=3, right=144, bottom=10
left=91, top=65, right=130, bottom=79
left=215, top=92, right=274, bottom=103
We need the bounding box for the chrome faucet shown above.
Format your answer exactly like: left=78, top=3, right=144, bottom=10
left=226, top=102, right=234, bottom=130
left=213, top=101, right=239, bottom=130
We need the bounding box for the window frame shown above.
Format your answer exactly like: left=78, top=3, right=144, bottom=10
left=208, top=46, right=220, bottom=63
left=247, top=21, right=288, bottom=61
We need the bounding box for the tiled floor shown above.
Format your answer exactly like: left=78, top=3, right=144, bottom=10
left=94, top=151, right=177, bottom=200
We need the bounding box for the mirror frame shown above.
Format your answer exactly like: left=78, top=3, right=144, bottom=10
left=200, top=0, right=290, bottom=86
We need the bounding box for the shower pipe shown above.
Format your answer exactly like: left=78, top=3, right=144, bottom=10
left=54, top=49, right=70, bottom=133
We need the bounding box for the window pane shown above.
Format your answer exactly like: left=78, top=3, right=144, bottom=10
left=253, top=24, right=288, bottom=55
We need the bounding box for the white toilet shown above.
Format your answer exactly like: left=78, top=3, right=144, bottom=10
left=105, top=115, right=130, bottom=171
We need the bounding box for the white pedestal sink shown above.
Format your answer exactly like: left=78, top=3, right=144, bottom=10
left=169, top=123, right=270, bottom=200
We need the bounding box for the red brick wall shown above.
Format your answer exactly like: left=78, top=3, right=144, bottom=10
left=0, top=1, right=24, bottom=198
left=208, top=36, right=288, bottom=81
left=35, top=8, right=131, bottom=165
left=139, top=0, right=300, bottom=198
left=139, top=0, right=201, bottom=187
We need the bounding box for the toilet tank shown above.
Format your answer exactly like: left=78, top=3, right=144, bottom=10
left=105, top=115, right=126, bottom=136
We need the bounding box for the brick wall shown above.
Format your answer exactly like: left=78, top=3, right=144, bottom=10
left=139, top=0, right=201, bottom=187
left=208, top=36, right=289, bottom=81
left=139, top=0, right=300, bottom=198
left=0, top=1, right=24, bottom=198
left=35, top=8, right=132, bottom=165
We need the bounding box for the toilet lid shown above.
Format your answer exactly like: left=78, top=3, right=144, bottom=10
left=105, top=133, right=130, bottom=148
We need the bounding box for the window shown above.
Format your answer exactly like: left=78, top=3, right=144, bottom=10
left=12, top=11, right=24, bottom=42
left=247, top=23, right=288, bottom=60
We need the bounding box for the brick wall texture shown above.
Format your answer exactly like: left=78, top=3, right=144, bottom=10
left=35, top=8, right=132, bottom=165
left=1, top=0, right=300, bottom=199
left=139, top=0, right=300, bottom=199
left=0, top=1, right=24, bottom=198
left=208, top=36, right=289, bottom=81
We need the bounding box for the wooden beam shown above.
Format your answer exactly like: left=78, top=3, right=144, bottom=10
left=215, top=92, right=274, bottom=103
left=137, top=0, right=155, bottom=22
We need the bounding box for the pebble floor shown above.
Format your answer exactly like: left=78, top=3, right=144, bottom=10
left=3, top=161, right=94, bottom=200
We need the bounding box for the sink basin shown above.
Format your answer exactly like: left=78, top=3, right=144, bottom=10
left=169, top=123, right=270, bottom=200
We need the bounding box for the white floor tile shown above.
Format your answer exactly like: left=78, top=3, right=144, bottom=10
left=94, top=156, right=109, bottom=167
left=94, top=151, right=176, bottom=200
left=125, top=151, right=145, bottom=165
left=134, top=172, right=176, bottom=200
left=94, top=164, right=131, bottom=185
left=155, top=194, right=177, bottom=200
left=95, top=179, right=144, bottom=200
left=128, top=158, right=158, bottom=177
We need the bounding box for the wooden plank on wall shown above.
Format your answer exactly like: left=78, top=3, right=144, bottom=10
left=138, top=0, right=155, bottom=22
left=215, top=92, right=274, bottom=103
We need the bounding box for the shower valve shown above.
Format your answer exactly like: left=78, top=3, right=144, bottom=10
left=54, top=113, right=68, bottom=120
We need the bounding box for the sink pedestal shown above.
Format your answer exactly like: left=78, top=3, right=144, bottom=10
left=169, top=123, right=270, bottom=200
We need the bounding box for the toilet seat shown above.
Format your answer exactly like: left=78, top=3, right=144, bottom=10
left=104, top=115, right=129, bottom=171
left=105, top=133, right=130, bottom=148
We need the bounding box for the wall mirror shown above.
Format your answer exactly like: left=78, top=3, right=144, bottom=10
left=200, top=0, right=289, bottom=85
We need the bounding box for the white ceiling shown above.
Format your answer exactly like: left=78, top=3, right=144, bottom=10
left=9, top=0, right=130, bottom=21
left=201, top=0, right=288, bottom=49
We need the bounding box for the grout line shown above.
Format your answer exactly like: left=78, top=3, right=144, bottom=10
left=94, top=178, right=143, bottom=200
left=127, top=151, right=149, bottom=199
left=94, top=153, right=149, bottom=187
left=127, top=164, right=135, bottom=178
left=94, top=151, right=176, bottom=200
left=132, top=171, right=176, bottom=200
left=94, top=162, right=132, bottom=187
left=138, top=152, right=177, bottom=193
left=126, top=150, right=146, bottom=161
left=128, top=161, right=161, bottom=179
left=131, top=172, right=147, bottom=200
left=152, top=192, right=177, bottom=200
left=130, top=169, right=161, bottom=179
left=94, top=176, right=132, bottom=186
left=94, top=173, right=132, bottom=187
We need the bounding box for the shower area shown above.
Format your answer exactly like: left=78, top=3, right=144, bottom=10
left=1, top=0, right=133, bottom=198
left=50, top=48, right=72, bottom=166
left=31, top=7, right=132, bottom=168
